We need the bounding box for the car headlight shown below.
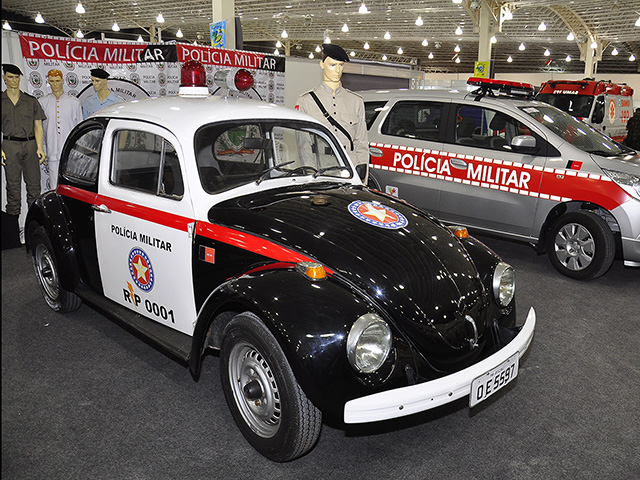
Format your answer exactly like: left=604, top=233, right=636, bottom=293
left=493, top=262, right=515, bottom=307
left=346, top=313, right=392, bottom=374
left=602, top=168, right=640, bottom=201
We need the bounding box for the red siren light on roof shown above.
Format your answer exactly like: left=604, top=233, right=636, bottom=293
left=214, top=68, right=254, bottom=94
left=179, top=60, right=209, bottom=95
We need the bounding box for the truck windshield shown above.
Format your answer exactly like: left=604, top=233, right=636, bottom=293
left=518, top=105, right=628, bottom=157
left=536, top=93, right=594, bottom=118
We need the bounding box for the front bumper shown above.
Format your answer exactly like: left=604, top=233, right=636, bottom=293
left=343, top=306, right=536, bottom=424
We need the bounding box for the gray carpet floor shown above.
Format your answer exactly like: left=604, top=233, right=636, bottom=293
left=2, top=234, right=639, bottom=479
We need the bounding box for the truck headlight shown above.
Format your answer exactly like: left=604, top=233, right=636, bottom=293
left=347, top=313, right=392, bottom=374
left=602, top=168, right=640, bottom=201
left=493, top=262, right=515, bottom=307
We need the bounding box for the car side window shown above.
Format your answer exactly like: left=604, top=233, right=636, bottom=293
left=381, top=101, right=443, bottom=141
left=63, top=127, right=103, bottom=185
left=364, top=101, right=388, bottom=129
left=455, top=105, right=529, bottom=152
left=111, top=130, right=184, bottom=199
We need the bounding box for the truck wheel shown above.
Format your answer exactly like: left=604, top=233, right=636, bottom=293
left=30, top=226, right=82, bottom=312
left=220, top=312, right=321, bottom=462
left=547, top=211, right=615, bottom=280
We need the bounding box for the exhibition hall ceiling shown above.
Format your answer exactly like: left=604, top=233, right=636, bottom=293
left=2, top=0, right=640, bottom=74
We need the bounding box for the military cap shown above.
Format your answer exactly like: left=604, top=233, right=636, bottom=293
left=90, top=68, right=110, bottom=79
left=2, top=64, right=23, bottom=75
left=321, top=44, right=349, bottom=62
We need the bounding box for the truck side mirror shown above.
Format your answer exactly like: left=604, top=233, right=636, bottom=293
left=592, top=98, right=605, bottom=124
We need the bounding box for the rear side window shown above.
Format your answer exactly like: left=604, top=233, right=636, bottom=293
left=111, top=130, right=184, bottom=199
left=63, top=127, right=103, bottom=185
left=381, top=101, right=444, bottom=141
left=364, top=101, right=388, bottom=129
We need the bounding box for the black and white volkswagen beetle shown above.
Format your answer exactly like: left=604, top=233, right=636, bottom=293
left=26, top=63, right=536, bottom=461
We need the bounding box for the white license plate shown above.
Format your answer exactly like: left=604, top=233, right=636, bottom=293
left=469, top=353, right=519, bottom=407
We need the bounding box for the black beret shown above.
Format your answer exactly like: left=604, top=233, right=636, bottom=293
left=2, top=64, right=23, bottom=75
left=90, top=68, right=110, bottom=79
left=321, top=44, right=349, bottom=62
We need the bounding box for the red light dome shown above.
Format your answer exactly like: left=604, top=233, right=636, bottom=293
left=180, top=60, right=206, bottom=88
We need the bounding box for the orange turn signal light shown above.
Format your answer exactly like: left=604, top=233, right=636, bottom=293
left=449, top=226, right=469, bottom=238
left=295, top=262, right=327, bottom=281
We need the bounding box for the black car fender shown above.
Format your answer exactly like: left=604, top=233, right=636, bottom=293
left=25, top=192, right=81, bottom=292
left=189, top=266, right=413, bottom=416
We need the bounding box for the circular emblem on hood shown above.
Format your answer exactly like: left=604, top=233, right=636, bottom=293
left=348, top=201, right=408, bottom=229
left=129, top=247, right=154, bottom=292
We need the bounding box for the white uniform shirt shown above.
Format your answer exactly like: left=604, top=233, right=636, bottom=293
left=39, top=93, right=83, bottom=163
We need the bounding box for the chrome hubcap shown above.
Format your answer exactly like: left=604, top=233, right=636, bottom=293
left=554, top=222, right=595, bottom=271
left=34, top=243, right=59, bottom=301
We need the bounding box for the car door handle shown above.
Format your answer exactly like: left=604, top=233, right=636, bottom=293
left=369, top=147, right=384, bottom=157
left=449, top=158, right=468, bottom=169
left=92, top=204, right=111, bottom=213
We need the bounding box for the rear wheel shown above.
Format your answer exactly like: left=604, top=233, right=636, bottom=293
left=547, top=211, right=615, bottom=280
left=30, top=226, right=82, bottom=312
left=220, top=312, right=321, bottom=462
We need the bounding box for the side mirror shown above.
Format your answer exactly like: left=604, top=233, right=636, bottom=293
left=510, top=135, right=538, bottom=154
left=592, top=98, right=605, bottom=124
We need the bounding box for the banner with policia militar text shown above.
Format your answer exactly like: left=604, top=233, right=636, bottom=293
left=18, top=33, right=286, bottom=104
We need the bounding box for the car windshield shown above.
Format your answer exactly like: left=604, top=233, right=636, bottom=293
left=195, top=121, right=353, bottom=194
left=518, top=105, right=628, bottom=157
left=536, top=93, right=594, bottom=118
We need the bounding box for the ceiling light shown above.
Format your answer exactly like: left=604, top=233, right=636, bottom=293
left=612, top=48, right=619, bottom=55
left=137, top=35, right=144, bottom=42
left=350, top=51, right=356, bottom=57
left=636, top=16, right=640, bottom=26
left=455, top=57, right=461, bottom=63
left=35, top=13, right=45, bottom=24
left=384, top=31, right=391, bottom=40
left=630, top=54, right=636, bottom=61
left=455, top=26, right=463, bottom=36
left=276, top=40, right=282, bottom=47
left=382, top=54, right=387, bottom=60
left=76, top=30, right=84, bottom=38
left=397, top=47, right=403, bottom=54
left=75, top=3, right=85, bottom=14
left=281, top=29, right=288, bottom=38
left=363, top=42, right=370, bottom=49
left=507, top=56, right=513, bottom=62
left=274, top=49, right=280, bottom=56
left=156, top=13, right=164, bottom=23
left=315, top=45, right=321, bottom=52
left=454, top=45, right=461, bottom=52
left=359, top=3, right=370, bottom=14
left=519, top=43, right=526, bottom=51
left=544, top=49, right=551, bottom=56
left=490, top=35, right=497, bottom=44
left=538, top=22, right=546, bottom=31
left=504, top=11, right=513, bottom=20
left=3, top=20, right=12, bottom=30
left=324, top=35, right=331, bottom=43
left=565, top=55, right=572, bottom=62
left=342, top=23, right=349, bottom=32
left=428, top=52, right=434, bottom=59
left=415, top=16, right=423, bottom=26
left=309, top=52, right=314, bottom=59
left=112, top=22, right=120, bottom=32
left=590, top=41, right=598, bottom=49
left=453, top=0, right=463, bottom=4
left=567, top=32, right=575, bottom=41
left=422, top=39, right=428, bottom=47
left=176, top=29, right=183, bottom=38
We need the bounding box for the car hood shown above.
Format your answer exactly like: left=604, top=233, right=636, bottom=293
left=208, top=184, right=490, bottom=369
left=590, top=151, right=640, bottom=174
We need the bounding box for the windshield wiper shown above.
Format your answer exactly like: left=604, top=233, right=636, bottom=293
left=255, top=160, right=295, bottom=185
left=313, top=165, right=351, bottom=178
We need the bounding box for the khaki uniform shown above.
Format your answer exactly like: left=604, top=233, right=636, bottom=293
left=296, top=83, right=369, bottom=167
left=1, top=90, right=47, bottom=215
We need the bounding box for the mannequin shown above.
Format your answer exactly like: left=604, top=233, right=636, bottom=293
left=82, top=68, right=124, bottom=118
left=295, top=44, right=369, bottom=182
left=39, top=69, right=82, bottom=189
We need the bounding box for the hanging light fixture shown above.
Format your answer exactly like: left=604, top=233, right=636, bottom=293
left=324, top=34, right=331, bottom=43
left=565, top=55, right=572, bottom=62
left=176, top=29, right=183, bottom=38
left=350, top=51, right=356, bottom=57
left=538, top=22, right=546, bottom=31
left=452, top=0, right=463, bottom=4
left=156, top=13, right=165, bottom=23
left=397, top=47, right=403, bottom=54
left=422, top=39, right=428, bottom=47
left=590, top=40, right=598, bottom=49
left=490, top=35, right=497, bottom=44
left=342, top=23, right=349, bottom=32
left=382, top=54, right=387, bottom=61
left=3, top=20, right=12, bottom=30
left=315, top=45, right=322, bottom=52
left=611, top=48, right=619, bottom=56
left=504, top=10, right=513, bottom=20
left=544, top=49, right=551, bottom=56
left=281, top=29, right=288, bottom=38
left=76, top=30, right=84, bottom=38
left=112, top=22, right=120, bottom=32
left=519, top=43, right=526, bottom=51
left=35, top=12, right=45, bottom=24
left=76, top=3, right=85, bottom=14
left=630, top=54, right=637, bottom=61
left=308, top=52, right=314, bottom=59
left=359, top=3, right=370, bottom=14
left=274, top=49, right=280, bottom=56
left=415, top=16, right=423, bottom=26
left=454, top=45, right=461, bottom=53
left=137, top=35, right=144, bottom=42
left=363, top=42, right=370, bottom=50
left=636, top=16, right=640, bottom=27
left=455, top=26, right=463, bottom=36
left=455, top=57, right=461, bottom=63
left=428, top=52, right=434, bottom=59
left=384, top=31, right=391, bottom=40
left=507, top=56, right=513, bottom=62
left=566, top=32, right=575, bottom=41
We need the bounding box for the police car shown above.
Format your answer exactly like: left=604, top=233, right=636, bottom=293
left=361, top=77, right=640, bottom=280
left=25, top=64, right=535, bottom=462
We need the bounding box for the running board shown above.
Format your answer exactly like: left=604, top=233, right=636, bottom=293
left=75, top=285, right=192, bottom=363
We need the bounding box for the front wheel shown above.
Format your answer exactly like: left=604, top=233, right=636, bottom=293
left=220, top=312, right=321, bottom=462
left=546, top=211, right=615, bottom=280
left=30, top=226, right=82, bottom=312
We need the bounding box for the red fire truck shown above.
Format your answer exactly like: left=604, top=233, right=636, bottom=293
left=536, top=79, right=634, bottom=142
